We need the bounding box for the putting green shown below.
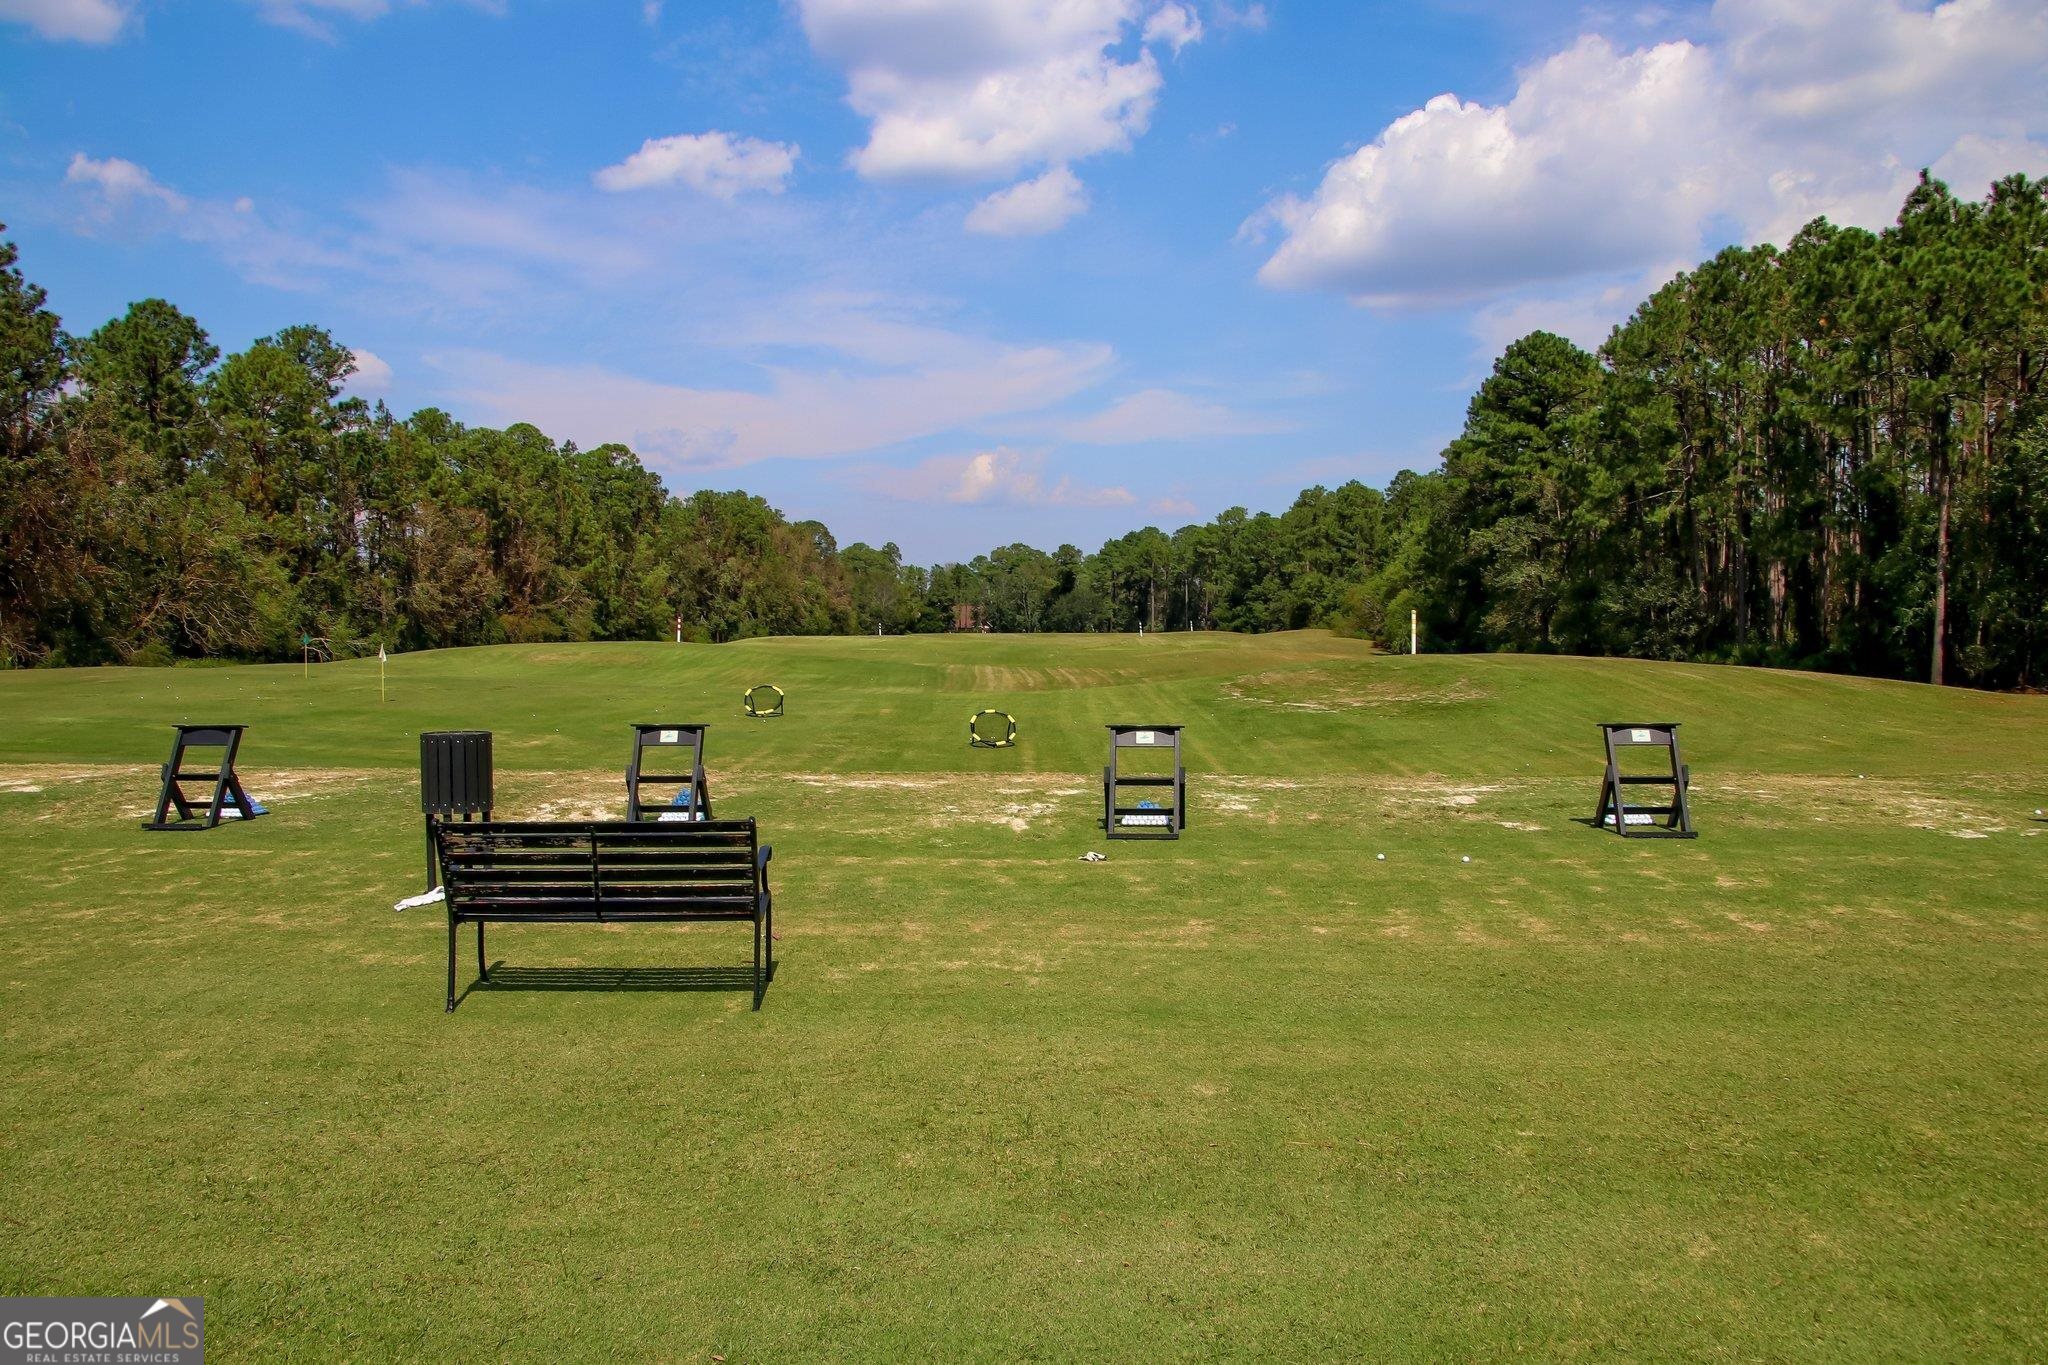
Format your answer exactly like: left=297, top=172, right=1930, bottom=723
left=1, top=632, right=2043, bottom=1357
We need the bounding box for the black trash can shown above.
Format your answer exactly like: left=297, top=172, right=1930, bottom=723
left=420, top=730, right=494, bottom=889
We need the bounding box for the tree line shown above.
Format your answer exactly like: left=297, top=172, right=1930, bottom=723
left=3, top=170, right=2044, bottom=686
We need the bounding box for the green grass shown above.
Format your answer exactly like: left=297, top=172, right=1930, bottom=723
left=2, top=632, right=2044, bottom=1358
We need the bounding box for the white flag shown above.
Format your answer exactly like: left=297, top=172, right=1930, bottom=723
left=379, top=645, right=387, bottom=663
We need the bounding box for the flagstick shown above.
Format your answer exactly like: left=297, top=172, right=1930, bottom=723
left=379, top=645, right=387, bottom=703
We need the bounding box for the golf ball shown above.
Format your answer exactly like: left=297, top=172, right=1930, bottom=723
left=1461, top=855, right=1471, bottom=863
left=1376, top=853, right=1386, bottom=861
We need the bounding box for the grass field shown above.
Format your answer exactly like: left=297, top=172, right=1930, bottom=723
left=2, top=631, right=2045, bottom=1358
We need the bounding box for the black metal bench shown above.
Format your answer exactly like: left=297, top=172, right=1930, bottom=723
left=435, top=819, right=774, bottom=1011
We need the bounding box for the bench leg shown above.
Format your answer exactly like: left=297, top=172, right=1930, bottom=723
left=446, top=913, right=457, bottom=1012
left=752, top=915, right=763, bottom=1011
left=477, top=920, right=487, bottom=981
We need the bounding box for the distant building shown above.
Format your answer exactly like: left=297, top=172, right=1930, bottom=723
left=952, top=603, right=988, bottom=632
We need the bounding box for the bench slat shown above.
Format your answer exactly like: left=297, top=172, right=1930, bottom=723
left=450, top=908, right=754, bottom=922
left=444, top=858, right=591, bottom=874
left=440, top=831, right=755, bottom=849
left=451, top=898, right=756, bottom=907
left=443, top=819, right=756, bottom=832
left=446, top=859, right=752, bottom=876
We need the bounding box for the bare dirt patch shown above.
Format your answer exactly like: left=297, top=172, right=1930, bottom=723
left=1717, top=774, right=2017, bottom=839
left=5, top=763, right=393, bottom=819
left=0, top=763, right=151, bottom=795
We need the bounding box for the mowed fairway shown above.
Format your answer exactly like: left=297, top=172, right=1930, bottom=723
left=2, top=632, right=2045, bottom=1358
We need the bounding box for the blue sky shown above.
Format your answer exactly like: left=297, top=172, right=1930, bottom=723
left=4, top=0, right=2045, bottom=562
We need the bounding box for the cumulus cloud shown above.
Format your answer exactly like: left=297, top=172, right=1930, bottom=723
left=879, top=447, right=1135, bottom=507
left=1931, top=132, right=2048, bottom=198
left=66, top=153, right=189, bottom=212
left=347, top=348, right=394, bottom=393
left=1143, top=3, right=1201, bottom=53
left=1251, top=0, right=2048, bottom=310
left=965, top=165, right=1088, bottom=235
left=1251, top=37, right=1726, bottom=306
left=0, top=0, right=132, bottom=42
left=1720, top=0, right=2043, bottom=129
left=796, top=0, right=1202, bottom=216
left=594, top=131, right=799, bottom=198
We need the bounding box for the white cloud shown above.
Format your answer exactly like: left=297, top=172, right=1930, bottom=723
left=66, top=153, right=189, bottom=212
left=796, top=0, right=1200, bottom=192
left=965, top=165, right=1088, bottom=235
left=1252, top=37, right=1725, bottom=306
left=1252, top=0, right=2048, bottom=310
left=1054, top=387, right=1293, bottom=443
left=347, top=348, right=394, bottom=393
left=850, top=49, right=1159, bottom=183
left=1720, top=0, right=2045, bottom=129
left=432, top=332, right=1116, bottom=470
left=879, top=447, right=1135, bottom=507
left=0, top=0, right=132, bottom=42
left=1931, top=132, right=2048, bottom=198
left=1143, top=3, right=1201, bottom=53
left=594, top=131, right=799, bottom=198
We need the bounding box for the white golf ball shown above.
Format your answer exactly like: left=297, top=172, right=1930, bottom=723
left=1375, top=853, right=1386, bottom=861
left=1461, top=855, right=1471, bottom=863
